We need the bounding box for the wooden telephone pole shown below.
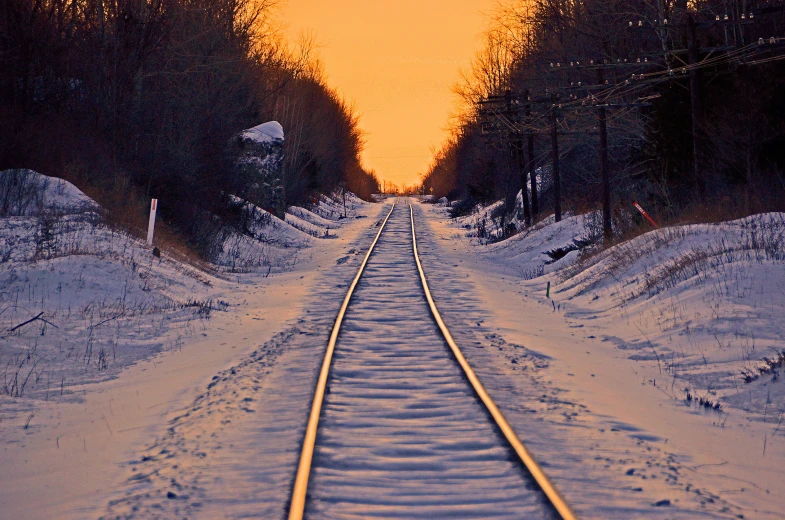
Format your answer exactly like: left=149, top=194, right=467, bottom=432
left=597, top=69, right=611, bottom=241
left=525, top=89, right=538, bottom=220
left=508, top=90, right=532, bottom=226
left=688, top=14, right=706, bottom=193
left=550, top=96, right=562, bottom=222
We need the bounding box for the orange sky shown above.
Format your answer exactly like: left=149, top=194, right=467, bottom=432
left=280, top=0, right=496, bottom=187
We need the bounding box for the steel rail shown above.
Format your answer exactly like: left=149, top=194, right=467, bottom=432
left=288, top=202, right=397, bottom=520
left=409, top=203, right=578, bottom=520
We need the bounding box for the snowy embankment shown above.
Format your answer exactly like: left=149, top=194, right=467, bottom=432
left=0, top=168, right=373, bottom=519
left=559, top=214, right=785, bottom=419
left=0, top=169, right=365, bottom=404
left=0, top=170, right=218, bottom=406
left=426, top=200, right=785, bottom=518
left=442, top=167, right=552, bottom=243
left=451, top=200, right=785, bottom=418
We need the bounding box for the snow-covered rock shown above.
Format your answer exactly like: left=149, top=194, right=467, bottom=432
left=233, top=121, right=286, bottom=219
left=241, top=121, right=284, bottom=144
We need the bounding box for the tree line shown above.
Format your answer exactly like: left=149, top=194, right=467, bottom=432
left=422, top=0, right=785, bottom=233
left=0, top=0, right=378, bottom=255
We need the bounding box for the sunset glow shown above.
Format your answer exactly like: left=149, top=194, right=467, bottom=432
left=281, top=0, right=497, bottom=187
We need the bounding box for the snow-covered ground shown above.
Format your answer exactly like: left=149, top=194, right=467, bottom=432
left=4, top=175, right=783, bottom=519
left=422, top=200, right=785, bottom=518
left=0, top=170, right=378, bottom=519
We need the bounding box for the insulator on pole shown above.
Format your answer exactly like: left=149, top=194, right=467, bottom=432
left=759, top=38, right=764, bottom=45
left=771, top=37, right=776, bottom=44
left=638, top=21, right=643, bottom=27
left=724, top=14, right=729, bottom=20
left=716, top=15, right=720, bottom=21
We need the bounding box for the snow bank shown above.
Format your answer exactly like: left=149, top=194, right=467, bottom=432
left=211, top=197, right=309, bottom=272
left=559, top=213, right=785, bottom=299
left=311, top=190, right=368, bottom=220
left=549, top=213, right=785, bottom=418
left=227, top=196, right=311, bottom=246
left=285, top=212, right=328, bottom=238
left=444, top=199, right=785, bottom=422
left=479, top=212, right=597, bottom=277
left=0, top=170, right=373, bottom=406
left=447, top=196, right=597, bottom=277
left=217, top=191, right=368, bottom=270
left=0, top=169, right=97, bottom=216
left=0, top=203, right=217, bottom=408
left=288, top=205, right=335, bottom=229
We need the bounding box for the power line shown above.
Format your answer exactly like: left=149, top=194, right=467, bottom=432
left=472, top=2, right=785, bottom=235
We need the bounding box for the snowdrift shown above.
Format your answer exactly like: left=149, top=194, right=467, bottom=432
left=311, top=191, right=368, bottom=220
left=465, top=202, right=785, bottom=420
left=0, top=168, right=97, bottom=216
left=0, top=170, right=218, bottom=405
left=480, top=212, right=599, bottom=278
left=288, top=205, right=336, bottom=229
left=0, top=169, right=369, bottom=403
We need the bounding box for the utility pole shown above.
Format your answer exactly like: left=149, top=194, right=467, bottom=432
left=341, top=181, right=347, bottom=218
left=550, top=97, right=562, bottom=222
left=516, top=134, right=532, bottom=226
left=657, top=0, right=669, bottom=54
left=509, top=90, right=531, bottom=226
left=525, top=89, right=538, bottom=220
left=688, top=14, right=706, bottom=194
left=597, top=69, right=611, bottom=241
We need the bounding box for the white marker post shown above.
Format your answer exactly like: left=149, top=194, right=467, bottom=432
left=147, top=198, right=158, bottom=246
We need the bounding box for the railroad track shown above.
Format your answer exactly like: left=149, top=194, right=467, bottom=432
left=288, top=201, right=576, bottom=519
